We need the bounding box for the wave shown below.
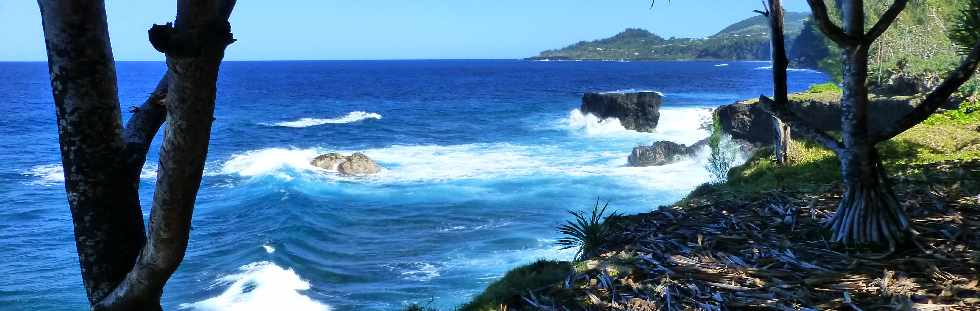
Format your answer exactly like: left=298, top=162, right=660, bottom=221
left=23, top=163, right=158, bottom=186
left=386, top=262, right=442, bottom=282
left=217, top=107, right=721, bottom=190
left=714, top=63, right=729, bottom=67
left=753, top=66, right=822, bottom=73
left=265, top=111, right=381, bottom=128
left=564, top=107, right=712, bottom=145
left=179, top=261, right=330, bottom=311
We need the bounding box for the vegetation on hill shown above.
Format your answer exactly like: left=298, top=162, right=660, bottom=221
left=530, top=12, right=809, bottom=61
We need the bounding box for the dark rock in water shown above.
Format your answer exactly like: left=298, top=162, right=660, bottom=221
left=311, top=152, right=382, bottom=176
left=628, top=140, right=707, bottom=167
left=581, top=91, right=663, bottom=132
left=715, top=94, right=917, bottom=145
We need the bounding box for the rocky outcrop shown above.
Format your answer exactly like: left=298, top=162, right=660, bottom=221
left=311, top=153, right=347, bottom=171
left=715, top=94, right=918, bottom=145
left=311, top=152, right=381, bottom=176
left=581, top=91, right=663, bottom=132
left=715, top=101, right=776, bottom=145
left=628, top=140, right=708, bottom=167
left=338, top=153, right=381, bottom=175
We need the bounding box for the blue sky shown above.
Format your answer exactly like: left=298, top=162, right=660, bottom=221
left=0, top=1, right=811, bottom=61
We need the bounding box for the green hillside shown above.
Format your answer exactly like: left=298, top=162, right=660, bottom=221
left=530, top=12, right=809, bottom=61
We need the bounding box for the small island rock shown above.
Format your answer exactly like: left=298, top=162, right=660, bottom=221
left=581, top=91, right=663, bottom=132
left=311, top=152, right=382, bottom=176
left=338, top=153, right=382, bottom=176
left=311, top=153, right=347, bottom=171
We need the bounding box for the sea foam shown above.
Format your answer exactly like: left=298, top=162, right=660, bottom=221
left=24, top=163, right=158, bottom=186
left=565, top=107, right=711, bottom=145
left=266, top=111, right=381, bottom=128
left=179, top=261, right=329, bottom=311
left=218, top=107, right=721, bottom=189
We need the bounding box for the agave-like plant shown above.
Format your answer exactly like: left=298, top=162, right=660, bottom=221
left=950, top=0, right=980, bottom=56
left=557, top=201, right=619, bottom=260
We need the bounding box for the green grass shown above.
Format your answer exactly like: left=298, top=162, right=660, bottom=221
left=804, top=82, right=843, bottom=94
left=459, top=260, right=574, bottom=311
left=706, top=96, right=980, bottom=199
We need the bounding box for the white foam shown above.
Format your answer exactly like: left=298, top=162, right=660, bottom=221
left=219, top=148, right=323, bottom=180
left=179, top=261, right=329, bottom=311
left=24, top=163, right=158, bottom=186
left=262, top=244, right=276, bottom=254
left=754, top=66, right=821, bottom=73
left=398, top=262, right=441, bottom=282
left=566, top=109, right=633, bottom=136
left=714, top=63, right=729, bottom=67
left=564, top=107, right=711, bottom=145
left=267, top=111, right=381, bottom=128
left=24, top=164, right=63, bottom=186
left=217, top=108, right=726, bottom=189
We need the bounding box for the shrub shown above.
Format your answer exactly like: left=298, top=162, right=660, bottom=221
left=557, top=201, right=619, bottom=260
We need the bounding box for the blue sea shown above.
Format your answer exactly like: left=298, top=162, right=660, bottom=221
left=0, top=60, right=827, bottom=310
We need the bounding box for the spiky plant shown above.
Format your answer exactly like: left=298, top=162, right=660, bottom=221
left=557, top=201, right=619, bottom=260
left=950, top=0, right=980, bottom=56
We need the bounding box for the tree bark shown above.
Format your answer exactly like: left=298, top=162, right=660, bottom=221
left=37, top=0, right=147, bottom=305
left=773, top=116, right=792, bottom=164
left=830, top=0, right=910, bottom=246
left=37, top=0, right=236, bottom=309
left=764, top=0, right=793, bottom=165
left=95, top=0, right=236, bottom=308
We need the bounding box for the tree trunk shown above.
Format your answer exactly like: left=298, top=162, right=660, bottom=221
left=831, top=146, right=909, bottom=245
left=36, top=0, right=147, bottom=304
left=773, top=116, right=791, bottom=164
left=764, top=0, right=793, bottom=165
left=37, top=0, right=236, bottom=309
left=830, top=1, right=910, bottom=246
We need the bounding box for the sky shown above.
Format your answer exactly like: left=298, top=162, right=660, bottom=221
left=0, top=1, right=811, bottom=61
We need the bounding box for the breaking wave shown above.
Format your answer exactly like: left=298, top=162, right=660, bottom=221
left=265, top=111, right=381, bottom=128
left=179, top=261, right=330, bottom=311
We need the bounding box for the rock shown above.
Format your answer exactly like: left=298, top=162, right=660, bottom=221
left=581, top=91, right=663, bottom=132
left=715, top=101, right=776, bottom=145
left=311, top=153, right=347, bottom=170
left=310, top=152, right=382, bottom=176
left=870, top=65, right=942, bottom=97
left=715, top=94, right=917, bottom=145
left=337, top=153, right=381, bottom=176
left=628, top=140, right=707, bottom=167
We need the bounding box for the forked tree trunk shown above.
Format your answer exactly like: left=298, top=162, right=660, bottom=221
left=36, top=0, right=236, bottom=309
left=830, top=2, right=910, bottom=246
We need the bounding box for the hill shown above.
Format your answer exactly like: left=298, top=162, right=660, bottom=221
left=530, top=12, right=809, bottom=61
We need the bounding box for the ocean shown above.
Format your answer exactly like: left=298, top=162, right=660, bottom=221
left=0, top=60, right=828, bottom=310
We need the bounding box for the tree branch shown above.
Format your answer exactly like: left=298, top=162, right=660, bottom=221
left=865, top=0, right=908, bottom=43
left=872, top=40, right=980, bottom=142
left=806, top=0, right=858, bottom=47
left=123, top=73, right=169, bottom=179
left=759, top=96, right=845, bottom=153
left=94, top=0, right=237, bottom=308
